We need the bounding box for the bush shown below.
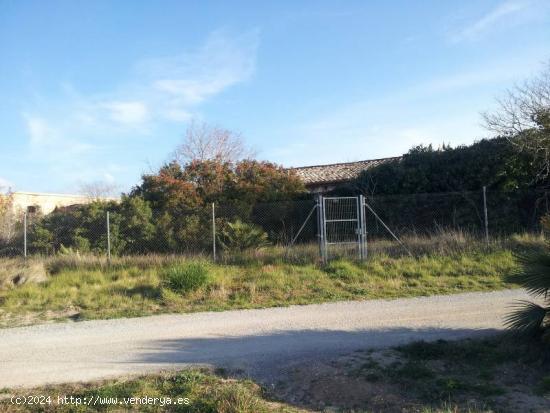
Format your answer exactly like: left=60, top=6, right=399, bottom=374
left=162, top=262, right=210, bottom=293
left=219, top=219, right=270, bottom=253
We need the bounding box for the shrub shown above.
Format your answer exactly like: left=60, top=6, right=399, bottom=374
left=162, top=262, right=210, bottom=293
left=219, top=219, right=270, bottom=253
left=505, top=214, right=550, bottom=337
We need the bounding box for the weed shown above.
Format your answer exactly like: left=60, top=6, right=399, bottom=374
left=161, top=262, right=210, bottom=293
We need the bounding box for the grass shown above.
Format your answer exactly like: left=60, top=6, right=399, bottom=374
left=352, top=335, right=550, bottom=411
left=0, top=369, right=303, bottom=412
left=161, top=262, right=210, bottom=293
left=0, top=233, right=540, bottom=328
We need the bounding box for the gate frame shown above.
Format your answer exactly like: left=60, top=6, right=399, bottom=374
left=317, top=195, right=367, bottom=263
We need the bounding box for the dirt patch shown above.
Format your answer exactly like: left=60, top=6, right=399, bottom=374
left=0, top=306, right=81, bottom=329
left=268, top=338, right=550, bottom=412
left=0, top=260, right=47, bottom=290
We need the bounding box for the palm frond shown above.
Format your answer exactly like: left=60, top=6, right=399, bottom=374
left=505, top=249, right=550, bottom=297
left=504, top=300, right=548, bottom=336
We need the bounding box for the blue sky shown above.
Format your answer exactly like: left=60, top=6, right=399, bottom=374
left=1, top=0, right=549, bottom=194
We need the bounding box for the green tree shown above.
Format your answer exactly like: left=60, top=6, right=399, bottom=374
left=119, top=196, right=155, bottom=253
left=355, top=138, right=536, bottom=195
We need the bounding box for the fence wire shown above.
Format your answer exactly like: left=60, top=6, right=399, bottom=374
left=0, top=188, right=548, bottom=261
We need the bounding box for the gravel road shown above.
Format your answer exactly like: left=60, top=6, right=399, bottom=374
left=0, top=289, right=529, bottom=388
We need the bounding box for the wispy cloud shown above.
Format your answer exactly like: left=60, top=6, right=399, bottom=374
left=21, top=29, right=260, bottom=190
left=272, top=57, right=544, bottom=167
left=101, top=101, right=150, bottom=125
left=450, top=0, right=546, bottom=43
left=146, top=30, right=258, bottom=108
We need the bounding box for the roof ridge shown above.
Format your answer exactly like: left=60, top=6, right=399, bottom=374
left=289, top=156, right=401, bottom=170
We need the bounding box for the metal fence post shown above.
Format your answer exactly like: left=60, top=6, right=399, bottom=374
left=106, top=211, right=111, bottom=261
left=483, top=186, right=489, bottom=244
left=23, top=212, right=27, bottom=259
left=212, top=202, right=216, bottom=261
left=359, top=195, right=367, bottom=260
left=316, top=195, right=326, bottom=264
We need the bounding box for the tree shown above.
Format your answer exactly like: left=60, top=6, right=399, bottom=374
left=232, top=160, right=306, bottom=204
left=132, top=162, right=201, bottom=212
left=483, top=61, right=550, bottom=180
left=118, top=196, right=156, bottom=253
left=0, top=191, right=18, bottom=250
left=133, top=159, right=305, bottom=210
left=174, top=120, right=253, bottom=165
left=354, top=138, right=535, bottom=195
left=78, top=180, right=120, bottom=200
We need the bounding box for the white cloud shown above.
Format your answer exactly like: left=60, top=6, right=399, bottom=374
left=26, top=116, right=51, bottom=145
left=161, top=108, right=193, bottom=122
left=20, top=29, right=259, bottom=190
left=102, top=100, right=149, bottom=124
left=450, top=0, right=547, bottom=43
left=271, top=57, right=545, bottom=167
left=144, top=29, right=259, bottom=114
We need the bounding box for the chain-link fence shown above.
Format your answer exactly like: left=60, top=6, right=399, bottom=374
left=0, top=188, right=548, bottom=262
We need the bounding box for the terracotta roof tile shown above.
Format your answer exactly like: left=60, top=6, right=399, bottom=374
left=291, top=157, right=400, bottom=185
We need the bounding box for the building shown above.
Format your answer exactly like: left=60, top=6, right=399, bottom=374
left=292, top=157, right=400, bottom=193
left=5, top=192, right=118, bottom=215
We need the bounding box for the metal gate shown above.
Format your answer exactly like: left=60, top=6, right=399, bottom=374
left=317, top=196, right=366, bottom=262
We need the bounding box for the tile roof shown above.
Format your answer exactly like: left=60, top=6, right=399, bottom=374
left=291, top=157, right=400, bottom=185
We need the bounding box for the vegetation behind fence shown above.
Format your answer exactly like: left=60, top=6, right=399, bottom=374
left=0, top=188, right=547, bottom=261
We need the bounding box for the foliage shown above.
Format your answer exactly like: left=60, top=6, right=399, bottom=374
left=161, top=262, right=210, bottom=293
left=118, top=196, right=155, bottom=253
left=355, top=138, right=537, bottom=195
left=504, top=226, right=550, bottom=336
left=133, top=159, right=305, bottom=210
left=347, top=138, right=548, bottom=237
left=219, top=219, right=270, bottom=253
left=355, top=336, right=550, bottom=411
left=0, top=191, right=20, bottom=253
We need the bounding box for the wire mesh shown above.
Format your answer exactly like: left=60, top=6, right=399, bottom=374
left=0, top=188, right=547, bottom=261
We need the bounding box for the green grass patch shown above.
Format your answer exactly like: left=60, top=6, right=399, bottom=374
left=355, top=336, right=550, bottom=409
left=162, top=262, right=210, bottom=293
left=0, top=247, right=519, bottom=327
left=0, top=369, right=301, bottom=412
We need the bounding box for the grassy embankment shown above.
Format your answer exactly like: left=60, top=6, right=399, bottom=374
left=0, top=233, right=541, bottom=328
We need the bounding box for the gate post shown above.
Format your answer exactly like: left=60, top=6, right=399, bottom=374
left=316, top=195, right=326, bottom=264
left=359, top=195, right=367, bottom=260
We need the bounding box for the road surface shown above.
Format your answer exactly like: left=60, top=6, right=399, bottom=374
left=0, top=289, right=528, bottom=388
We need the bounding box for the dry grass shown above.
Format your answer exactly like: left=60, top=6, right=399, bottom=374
left=221, top=231, right=546, bottom=264
left=0, top=261, right=522, bottom=329
left=0, top=232, right=542, bottom=328
left=0, top=368, right=303, bottom=412
left=0, top=259, right=47, bottom=290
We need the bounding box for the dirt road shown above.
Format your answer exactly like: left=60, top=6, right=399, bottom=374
left=0, top=289, right=527, bottom=388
